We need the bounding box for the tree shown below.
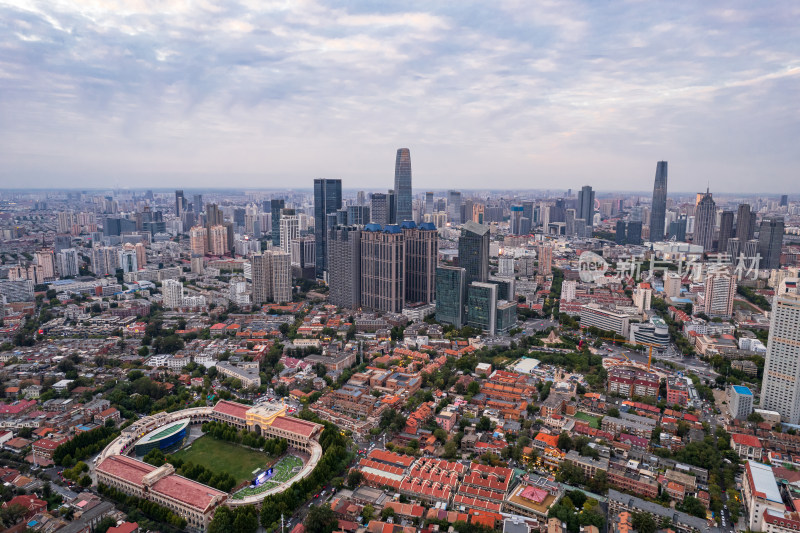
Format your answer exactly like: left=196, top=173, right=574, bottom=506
left=381, top=507, right=396, bottom=521
left=467, top=381, right=481, bottom=395
left=347, top=469, right=363, bottom=488
left=362, top=504, right=375, bottom=522
left=607, top=407, right=620, bottom=418
left=557, top=432, right=573, bottom=451
left=94, top=516, right=118, bottom=533
left=631, top=512, right=657, bottom=533
left=443, top=440, right=459, bottom=459
left=747, top=412, right=764, bottom=423
left=679, top=495, right=707, bottom=518
left=305, top=504, right=338, bottom=533
left=476, top=416, right=492, bottom=431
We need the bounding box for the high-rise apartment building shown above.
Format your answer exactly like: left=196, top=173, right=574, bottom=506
left=578, top=185, right=595, bottom=233
left=250, top=250, right=292, bottom=304
left=135, top=242, right=147, bottom=268
left=279, top=209, right=299, bottom=254
left=270, top=251, right=291, bottom=304
left=694, top=190, right=716, bottom=252
left=270, top=199, right=285, bottom=247
left=314, top=179, right=342, bottom=279
left=394, top=148, right=412, bottom=224
left=208, top=225, right=228, bottom=256
left=472, top=204, right=485, bottom=225
left=650, top=161, right=668, bottom=241
left=90, top=246, right=117, bottom=277
left=327, top=226, right=362, bottom=309
left=435, top=266, right=466, bottom=327
left=703, top=269, right=736, bottom=317
left=56, top=248, right=79, bottom=278
left=760, top=293, right=800, bottom=423
left=57, top=211, right=74, bottom=234
left=718, top=211, right=735, bottom=253
left=190, top=226, right=208, bottom=256
left=458, top=221, right=489, bottom=285
left=251, top=252, right=273, bottom=305
left=163, top=279, right=184, bottom=308
left=537, top=243, right=553, bottom=275
left=758, top=217, right=785, bottom=270
left=361, top=224, right=405, bottom=313
left=664, top=273, right=682, bottom=298
left=736, top=204, right=754, bottom=242
left=402, top=221, right=438, bottom=305
left=119, top=247, right=138, bottom=273
left=370, top=193, right=389, bottom=226
left=34, top=251, right=56, bottom=281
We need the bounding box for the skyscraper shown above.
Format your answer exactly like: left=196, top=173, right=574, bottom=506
left=314, top=179, right=342, bottom=279
left=447, top=190, right=463, bottom=225
left=328, top=226, right=361, bottom=309
left=510, top=206, right=524, bottom=235
left=425, top=192, right=434, bottom=215
left=193, top=194, right=203, bottom=214
left=467, top=282, right=498, bottom=336
left=578, top=185, right=595, bottom=233
left=736, top=204, right=754, bottom=242
left=394, top=148, right=412, bottom=224
left=251, top=252, right=273, bottom=305
left=694, top=190, right=716, bottom=252
left=780, top=194, right=789, bottom=207
left=668, top=217, right=687, bottom=242
left=361, top=224, right=405, bottom=313
left=760, top=292, right=800, bottom=423
left=703, top=268, right=736, bottom=318
left=175, top=190, right=185, bottom=217
left=279, top=209, right=299, bottom=254
left=370, top=193, right=389, bottom=225
left=402, top=221, right=438, bottom=305
left=718, top=211, right=735, bottom=253
left=458, top=221, right=490, bottom=285
left=758, top=217, right=785, bottom=270
left=250, top=250, right=292, bottom=304
left=270, top=199, right=285, bottom=247
left=626, top=221, right=643, bottom=245
left=615, top=220, right=626, bottom=244
left=435, top=266, right=466, bottom=327
left=650, top=161, right=668, bottom=241
left=347, top=205, right=370, bottom=226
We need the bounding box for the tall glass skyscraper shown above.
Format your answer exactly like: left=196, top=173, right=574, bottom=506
left=458, top=221, right=490, bottom=285
left=435, top=266, right=466, bottom=327
left=694, top=189, right=716, bottom=252
left=577, top=185, right=595, bottom=232
left=270, top=199, right=285, bottom=247
left=394, top=148, right=412, bottom=224
left=758, top=217, right=785, bottom=270
left=314, top=179, right=342, bottom=279
left=650, top=161, right=668, bottom=241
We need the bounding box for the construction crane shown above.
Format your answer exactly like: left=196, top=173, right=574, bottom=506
left=600, top=337, right=662, bottom=371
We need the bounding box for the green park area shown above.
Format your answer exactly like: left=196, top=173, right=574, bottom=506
left=574, top=411, right=601, bottom=429
left=171, top=436, right=269, bottom=484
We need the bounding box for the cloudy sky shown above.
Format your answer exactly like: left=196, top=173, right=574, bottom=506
left=0, top=1, right=798, bottom=193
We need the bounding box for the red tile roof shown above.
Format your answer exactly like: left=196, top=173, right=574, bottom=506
left=96, top=455, right=156, bottom=486
left=108, top=522, right=139, bottom=533
left=732, top=433, right=763, bottom=448
left=367, top=449, right=415, bottom=468
left=151, top=474, right=227, bottom=512
left=212, top=400, right=250, bottom=420
left=270, top=416, right=320, bottom=438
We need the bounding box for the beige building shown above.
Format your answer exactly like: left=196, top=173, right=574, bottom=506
left=190, top=226, right=208, bottom=256
left=361, top=226, right=405, bottom=313
left=208, top=225, right=227, bottom=256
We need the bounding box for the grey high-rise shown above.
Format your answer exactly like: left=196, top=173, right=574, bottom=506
left=435, top=266, right=466, bottom=327
left=458, top=221, right=490, bottom=285
left=718, top=211, right=735, bottom=253
left=370, top=193, right=389, bottom=225
left=650, top=161, right=668, bottom=241
left=736, top=204, right=754, bottom=242
left=402, top=221, right=438, bottom=305
left=175, top=190, right=185, bottom=217
left=327, top=225, right=362, bottom=309
left=270, top=199, right=285, bottom=247
left=758, top=217, right=785, bottom=270
left=314, top=179, right=342, bottom=279
left=394, top=148, right=413, bottom=224
left=694, top=190, right=716, bottom=252
left=447, top=190, right=463, bottom=225
left=577, top=185, right=595, bottom=232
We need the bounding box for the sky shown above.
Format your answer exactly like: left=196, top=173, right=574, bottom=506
left=0, top=1, right=798, bottom=193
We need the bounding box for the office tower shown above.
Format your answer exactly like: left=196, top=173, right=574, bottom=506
left=650, top=162, right=668, bottom=241
left=760, top=292, right=800, bottom=423
left=726, top=238, right=740, bottom=259
left=357, top=191, right=366, bottom=206
left=458, top=221, right=490, bottom=285
left=718, top=211, right=735, bottom=253
left=387, top=189, right=397, bottom=224
left=190, top=226, right=208, bottom=256
left=279, top=209, right=299, bottom=254
left=370, top=193, right=389, bottom=225
left=163, top=279, right=184, bottom=308
left=175, top=190, right=185, bottom=216
left=668, top=217, right=687, bottom=242
left=361, top=224, right=405, bottom=313
left=578, top=185, right=595, bottom=232
left=119, top=247, right=138, bottom=273
left=34, top=251, right=56, bottom=281
left=744, top=239, right=759, bottom=261
left=232, top=208, right=246, bottom=229
left=703, top=268, right=736, bottom=317
left=615, top=220, right=626, bottom=244
left=57, top=211, right=74, bottom=234
left=251, top=252, right=273, bottom=304
left=694, top=190, right=715, bottom=251
left=467, top=282, right=498, bottom=336
left=736, top=204, right=754, bottom=241
left=270, top=199, right=285, bottom=247
left=435, top=266, right=466, bottom=327
left=208, top=225, right=228, bottom=256
left=270, top=251, right=291, bottom=303
left=56, top=248, right=79, bottom=278
left=290, top=236, right=316, bottom=279
left=664, top=272, right=682, bottom=298
left=522, top=202, right=535, bottom=227
left=314, top=179, right=343, bottom=278
left=473, top=204, right=485, bottom=225
left=103, top=217, right=135, bottom=237
left=403, top=221, right=438, bottom=305
left=347, top=205, right=370, bottom=226
left=510, top=206, right=524, bottom=235
left=336, top=208, right=348, bottom=226
left=447, top=190, right=463, bottom=225
left=327, top=226, right=362, bottom=309
left=394, top=148, right=413, bottom=224
left=537, top=243, right=553, bottom=275
left=193, top=194, right=203, bottom=214
left=781, top=194, right=789, bottom=207
left=425, top=192, right=434, bottom=215
left=550, top=199, right=566, bottom=223
left=758, top=217, right=785, bottom=270
left=626, top=221, right=643, bottom=245
left=565, top=209, right=576, bottom=236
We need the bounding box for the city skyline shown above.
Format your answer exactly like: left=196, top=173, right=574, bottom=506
left=1, top=2, right=798, bottom=192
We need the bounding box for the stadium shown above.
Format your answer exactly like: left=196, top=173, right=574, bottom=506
left=95, top=400, right=324, bottom=531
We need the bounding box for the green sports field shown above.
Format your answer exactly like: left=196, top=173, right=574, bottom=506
left=574, top=411, right=601, bottom=429
left=231, top=454, right=304, bottom=500
left=171, top=436, right=270, bottom=484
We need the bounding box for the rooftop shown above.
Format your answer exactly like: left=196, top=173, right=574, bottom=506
left=747, top=461, right=782, bottom=503
left=96, top=455, right=157, bottom=486
left=151, top=474, right=227, bottom=511
left=733, top=385, right=753, bottom=396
